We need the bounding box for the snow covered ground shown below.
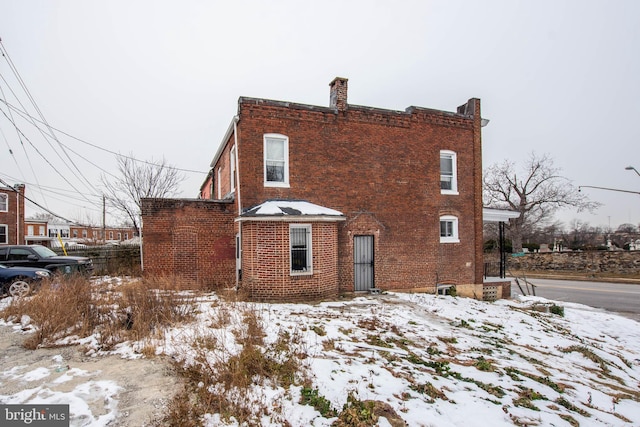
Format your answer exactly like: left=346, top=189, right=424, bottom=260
left=1, top=282, right=640, bottom=426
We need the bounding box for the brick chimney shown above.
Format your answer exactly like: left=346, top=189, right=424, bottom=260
left=329, top=77, right=348, bottom=111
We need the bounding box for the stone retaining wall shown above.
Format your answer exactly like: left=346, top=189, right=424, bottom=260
left=506, top=251, right=640, bottom=275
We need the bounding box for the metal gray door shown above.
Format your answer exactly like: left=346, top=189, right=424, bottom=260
left=354, top=235, right=374, bottom=291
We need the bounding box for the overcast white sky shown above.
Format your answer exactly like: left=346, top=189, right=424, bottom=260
left=1, top=0, right=639, bottom=230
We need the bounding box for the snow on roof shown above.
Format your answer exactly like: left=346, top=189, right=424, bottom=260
left=241, top=200, right=344, bottom=217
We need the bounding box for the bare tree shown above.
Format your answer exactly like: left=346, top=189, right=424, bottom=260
left=101, top=156, right=185, bottom=236
left=483, top=152, right=600, bottom=253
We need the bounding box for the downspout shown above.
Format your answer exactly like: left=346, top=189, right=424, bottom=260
left=233, top=116, right=241, bottom=216
left=16, top=190, right=20, bottom=244
left=233, top=116, right=241, bottom=290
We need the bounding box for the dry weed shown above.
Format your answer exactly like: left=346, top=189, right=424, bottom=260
left=2, top=275, right=95, bottom=349
left=163, top=304, right=309, bottom=425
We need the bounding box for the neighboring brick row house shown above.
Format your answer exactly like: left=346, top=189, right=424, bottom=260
left=0, top=184, right=25, bottom=245
left=24, top=220, right=137, bottom=247
left=0, top=183, right=136, bottom=248
left=143, top=77, right=507, bottom=302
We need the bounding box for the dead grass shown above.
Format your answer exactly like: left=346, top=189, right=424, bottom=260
left=2, top=275, right=96, bottom=349
left=0, top=274, right=197, bottom=350
left=160, top=302, right=310, bottom=426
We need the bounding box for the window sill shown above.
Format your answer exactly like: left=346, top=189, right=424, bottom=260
left=440, top=239, right=460, bottom=244
left=265, top=182, right=290, bottom=188
left=440, top=190, right=459, bottom=196
left=290, top=270, right=313, bottom=276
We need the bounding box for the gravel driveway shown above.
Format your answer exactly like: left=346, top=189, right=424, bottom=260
left=0, top=322, right=180, bottom=426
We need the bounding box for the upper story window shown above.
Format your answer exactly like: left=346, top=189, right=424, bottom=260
left=290, top=224, right=312, bottom=275
left=440, top=215, right=459, bottom=243
left=264, top=134, right=289, bottom=187
left=440, top=150, right=458, bottom=194
left=0, top=224, right=7, bottom=244
left=0, top=194, right=8, bottom=212
left=230, top=145, right=237, bottom=192
left=217, top=168, right=222, bottom=200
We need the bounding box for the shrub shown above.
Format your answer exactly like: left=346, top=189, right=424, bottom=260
left=300, top=387, right=337, bottom=417
left=550, top=305, right=564, bottom=317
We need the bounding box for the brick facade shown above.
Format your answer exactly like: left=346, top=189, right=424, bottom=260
left=0, top=184, right=25, bottom=245
left=240, top=221, right=340, bottom=301
left=145, top=78, right=485, bottom=300
left=141, top=198, right=236, bottom=287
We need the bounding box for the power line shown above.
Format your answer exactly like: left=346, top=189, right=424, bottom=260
left=0, top=176, right=83, bottom=225
left=0, top=78, right=47, bottom=204
left=0, top=41, right=100, bottom=195
left=0, top=108, right=102, bottom=207
left=1, top=98, right=208, bottom=175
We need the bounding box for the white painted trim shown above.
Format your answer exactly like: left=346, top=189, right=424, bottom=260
left=264, top=133, right=290, bottom=187
left=290, top=223, right=312, bottom=276
left=439, top=215, right=460, bottom=243
left=440, top=150, right=458, bottom=194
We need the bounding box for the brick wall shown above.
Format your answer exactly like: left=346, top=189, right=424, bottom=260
left=231, top=97, right=483, bottom=292
left=147, top=83, right=485, bottom=300
left=0, top=185, right=25, bottom=245
left=241, top=221, right=339, bottom=301
left=141, top=198, right=236, bottom=288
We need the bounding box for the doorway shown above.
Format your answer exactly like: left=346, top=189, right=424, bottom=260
left=354, top=235, right=374, bottom=291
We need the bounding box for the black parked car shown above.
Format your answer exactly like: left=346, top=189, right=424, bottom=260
left=0, top=245, right=93, bottom=275
left=0, top=264, right=51, bottom=297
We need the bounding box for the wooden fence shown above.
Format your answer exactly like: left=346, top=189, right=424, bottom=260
left=52, top=244, right=142, bottom=276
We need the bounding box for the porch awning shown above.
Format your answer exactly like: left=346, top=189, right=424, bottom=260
left=483, top=208, right=520, bottom=223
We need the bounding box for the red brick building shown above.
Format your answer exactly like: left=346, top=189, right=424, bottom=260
left=142, top=77, right=489, bottom=301
left=0, top=184, right=25, bottom=245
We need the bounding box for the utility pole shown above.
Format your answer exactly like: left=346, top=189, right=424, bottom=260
left=102, top=195, right=106, bottom=243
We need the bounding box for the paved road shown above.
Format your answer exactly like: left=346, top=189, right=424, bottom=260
left=510, top=277, right=640, bottom=322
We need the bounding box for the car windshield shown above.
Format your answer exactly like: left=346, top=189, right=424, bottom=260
left=31, top=246, right=58, bottom=258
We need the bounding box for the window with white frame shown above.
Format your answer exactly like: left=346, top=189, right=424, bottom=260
left=440, top=150, right=458, bottom=194
left=27, top=225, right=34, bottom=236
left=0, top=224, right=7, bottom=244
left=217, top=167, right=222, bottom=199
left=230, top=145, right=237, bottom=192
left=440, top=215, right=459, bottom=243
left=39, top=226, right=45, bottom=236
left=290, top=224, right=312, bottom=274
left=82, top=230, right=88, bottom=238
left=0, top=194, right=7, bottom=212
left=264, top=134, right=289, bottom=187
